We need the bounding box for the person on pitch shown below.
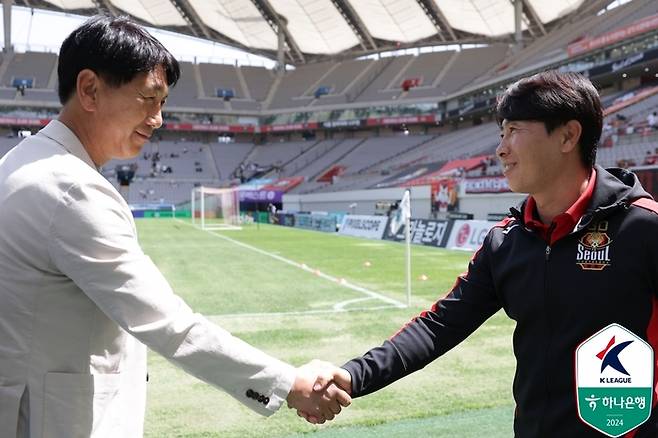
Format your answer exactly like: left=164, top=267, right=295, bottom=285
left=0, top=15, right=348, bottom=437
left=308, top=70, right=658, bottom=437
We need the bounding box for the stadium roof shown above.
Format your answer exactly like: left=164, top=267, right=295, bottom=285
left=12, top=0, right=611, bottom=64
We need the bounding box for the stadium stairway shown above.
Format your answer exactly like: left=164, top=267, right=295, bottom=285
left=342, top=60, right=378, bottom=99
left=235, top=65, right=252, bottom=100
left=0, top=52, right=14, bottom=85
left=261, top=73, right=283, bottom=110
left=192, top=63, right=204, bottom=98
left=281, top=140, right=332, bottom=177
left=284, top=139, right=350, bottom=180
left=307, top=138, right=367, bottom=181
left=431, top=51, right=460, bottom=88
left=347, top=57, right=395, bottom=103
left=386, top=56, right=416, bottom=91
left=361, top=134, right=440, bottom=174
left=259, top=139, right=323, bottom=179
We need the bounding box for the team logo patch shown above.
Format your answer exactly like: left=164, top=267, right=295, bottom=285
left=576, top=323, right=653, bottom=437
left=576, top=221, right=612, bottom=271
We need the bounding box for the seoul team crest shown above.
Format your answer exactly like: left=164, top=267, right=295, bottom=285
left=576, top=221, right=612, bottom=271
left=576, top=323, right=653, bottom=436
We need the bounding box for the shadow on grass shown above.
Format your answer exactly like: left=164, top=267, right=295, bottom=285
left=286, top=405, right=515, bottom=438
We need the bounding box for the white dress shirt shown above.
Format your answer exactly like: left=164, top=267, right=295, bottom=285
left=0, top=120, right=296, bottom=438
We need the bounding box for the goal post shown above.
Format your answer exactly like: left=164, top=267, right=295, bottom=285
left=191, top=186, right=241, bottom=230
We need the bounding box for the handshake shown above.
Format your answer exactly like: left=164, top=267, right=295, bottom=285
left=286, top=360, right=353, bottom=424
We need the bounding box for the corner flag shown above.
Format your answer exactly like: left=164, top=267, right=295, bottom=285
left=400, top=189, right=411, bottom=221
left=389, top=189, right=411, bottom=235
left=401, top=189, right=412, bottom=307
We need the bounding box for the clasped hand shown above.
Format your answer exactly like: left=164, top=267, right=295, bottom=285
left=286, top=359, right=352, bottom=424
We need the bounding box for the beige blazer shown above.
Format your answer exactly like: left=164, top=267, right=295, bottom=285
left=0, top=120, right=295, bottom=438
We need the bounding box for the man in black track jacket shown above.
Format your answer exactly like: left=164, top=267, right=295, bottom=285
left=308, top=71, right=658, bottom=437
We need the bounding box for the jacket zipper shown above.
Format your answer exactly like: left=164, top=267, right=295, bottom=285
left=542, top=239, right=553, bottom=435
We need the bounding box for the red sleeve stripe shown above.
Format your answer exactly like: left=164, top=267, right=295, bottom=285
left=632, top=198, right=658, bottom=214
left=623, top=296, right=658, bottom=438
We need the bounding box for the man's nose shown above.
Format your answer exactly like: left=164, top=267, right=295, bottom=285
left=496, top=138, right=507, bottom=158
left=146, top=110, right=163, bottom=129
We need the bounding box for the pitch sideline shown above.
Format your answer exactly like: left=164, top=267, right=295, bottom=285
left=173, top=218, right=407, bottom=312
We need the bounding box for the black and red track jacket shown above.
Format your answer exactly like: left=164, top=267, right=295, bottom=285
left=342, top=166, right=658, bottom=437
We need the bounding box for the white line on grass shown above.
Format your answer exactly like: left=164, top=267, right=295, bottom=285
left=210, top=304, right=404, bottom=319
left=174, top=219, right=406, bottom=309
left=333, top=297, right=373, bottom=311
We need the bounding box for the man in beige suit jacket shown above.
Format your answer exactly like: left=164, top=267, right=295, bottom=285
left=0, top=16, right=349, bottom=438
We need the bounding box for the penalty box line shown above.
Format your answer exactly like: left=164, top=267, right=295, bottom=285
left=174, top=219, right=406, bottom=309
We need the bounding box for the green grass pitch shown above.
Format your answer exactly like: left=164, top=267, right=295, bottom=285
left=137, top=218, right=516, bottom=437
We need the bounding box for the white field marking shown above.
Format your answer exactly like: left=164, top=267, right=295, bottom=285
left=174, top=219, right=406, bottom=309
left=208, top=304, right=402, bottom=319
left=333, top=297, right=374, bottom=311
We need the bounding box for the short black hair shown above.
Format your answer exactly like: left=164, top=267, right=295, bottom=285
left=495, top=70, right=602, bottom=168
left=57, top=15, right=180, bottom=104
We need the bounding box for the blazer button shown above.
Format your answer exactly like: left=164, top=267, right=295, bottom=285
left=246, top=389, right=254, bottom=399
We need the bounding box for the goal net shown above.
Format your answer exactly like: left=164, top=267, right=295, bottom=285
left=191, top=186, right=241, bottom=230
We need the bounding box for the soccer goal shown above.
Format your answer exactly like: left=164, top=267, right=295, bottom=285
left=191, top=186, right=241, bottom=230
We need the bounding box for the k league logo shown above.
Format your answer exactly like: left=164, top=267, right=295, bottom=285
left=597, top=336, right=632, bottom=378
left=575, top=324, right=653, bottom=437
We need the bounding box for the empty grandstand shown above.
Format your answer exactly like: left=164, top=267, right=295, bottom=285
left=0, top=0, right=657, bottom=221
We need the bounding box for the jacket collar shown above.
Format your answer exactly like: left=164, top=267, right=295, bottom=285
left=588, top=165, right=649, bottom=212
left=510, top=165, right=652, bottom=230
left=37, top=119, right=98, bottom=171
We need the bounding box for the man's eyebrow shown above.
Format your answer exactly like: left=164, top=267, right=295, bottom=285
left=140, top=84, right=167, bottom=96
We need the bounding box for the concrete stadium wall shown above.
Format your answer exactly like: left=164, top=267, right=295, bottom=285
left=283, top=185, right=431, bottom=218
left=458, top=192, right=526, bottom=220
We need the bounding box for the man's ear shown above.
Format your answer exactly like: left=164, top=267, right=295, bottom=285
left=76, top=69, right=99, bottom=112
left=560, top=120, right=583, bottom=154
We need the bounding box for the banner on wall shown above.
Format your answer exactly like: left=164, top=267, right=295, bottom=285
left=365, top=115, right=437, bottom=127
left=238, top=190, right=283, bottom=203
left=444, top=220, right=497, bottom=251
left=384, top=218, right=452, bottom=248
left=567, top=13, right=658, bottom=57
left=276, top=213, right=296, bottom=227
left=164, top=122, right=255, bottom=133
left=0, top=117, right=50, bottom=127
left=294, top=213, right=337, bottom=233
left=431, top=179, right=459, bottom=213
left=464, top=176, right=511, bottom=194
left=259, top=122, right=319, bottom=133
left=339, top=215, right=389, bottom=240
